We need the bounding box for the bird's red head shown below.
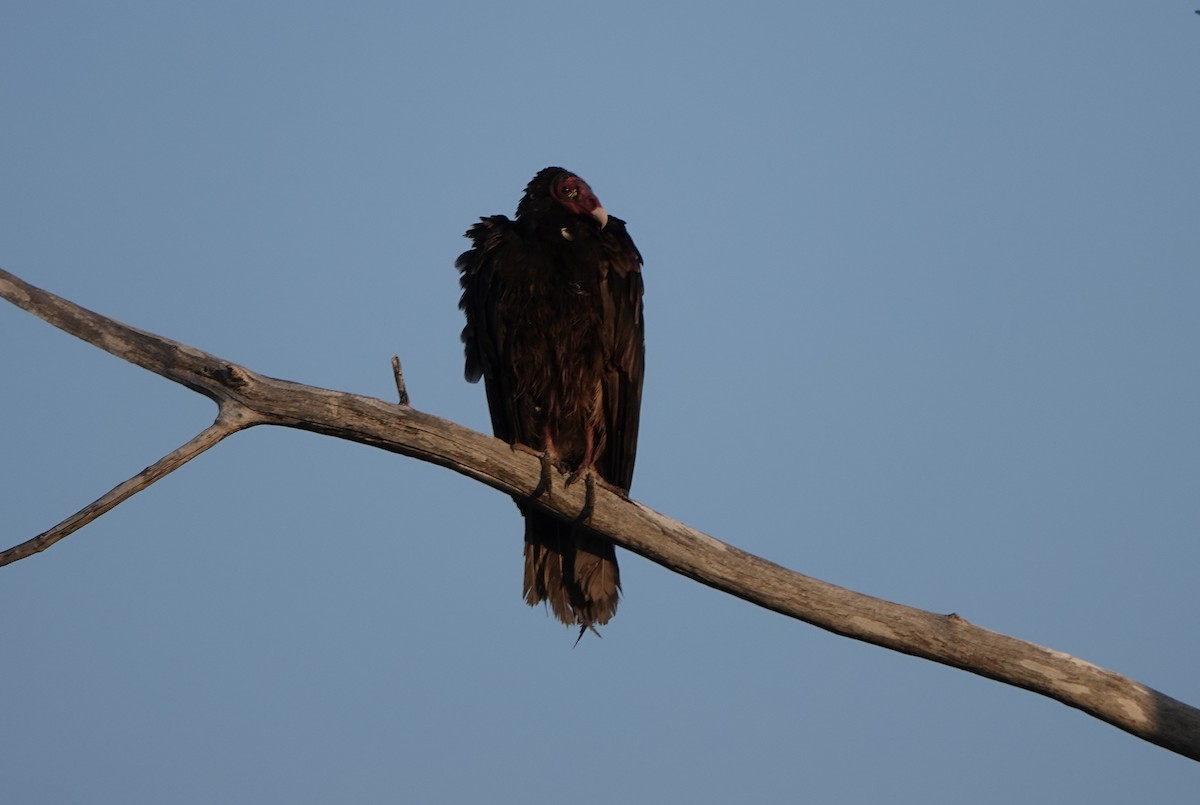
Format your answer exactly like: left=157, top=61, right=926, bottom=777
left=550, top=172, right=608, bottom=228
left=520, top=167, right=609, bottom=229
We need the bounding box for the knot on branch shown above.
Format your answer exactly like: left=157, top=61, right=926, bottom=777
left=208, top=363, right=249, bottom=388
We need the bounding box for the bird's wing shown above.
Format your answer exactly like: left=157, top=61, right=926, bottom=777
left=457, top=215, right=524, bottom=446
left=596, top=216, right=645, bottom=492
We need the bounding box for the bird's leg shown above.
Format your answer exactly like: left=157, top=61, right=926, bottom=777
left=569, top=427, right=598, bottom=524
left=515, top=428, right=561, bottom=501
left=564, top=426, right=596, bottom=488
left=573, top=471, right=597, bottom=525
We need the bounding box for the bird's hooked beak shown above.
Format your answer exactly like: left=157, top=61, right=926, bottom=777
left=592, top=205, right=609, bottom=229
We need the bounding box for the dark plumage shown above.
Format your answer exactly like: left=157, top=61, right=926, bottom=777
left=456, top=167, right=645, bottom=629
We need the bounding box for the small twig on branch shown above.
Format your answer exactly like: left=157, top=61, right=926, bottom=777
left=391, top=355, right=410, bottom=406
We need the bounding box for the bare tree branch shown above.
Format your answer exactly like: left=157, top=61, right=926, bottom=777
left=0, top=405, right=257, bottom=566
left=2, top=265, right=1198, bottom=762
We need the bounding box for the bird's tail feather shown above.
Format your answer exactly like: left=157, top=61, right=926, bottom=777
left=523, top=511, right=620, bottom=628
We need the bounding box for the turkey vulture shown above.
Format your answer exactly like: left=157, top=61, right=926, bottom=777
left=456, top=167, right=645, bottom=631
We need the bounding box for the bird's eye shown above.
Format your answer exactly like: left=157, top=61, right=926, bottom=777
left=564, top=186, right=579, bottom=199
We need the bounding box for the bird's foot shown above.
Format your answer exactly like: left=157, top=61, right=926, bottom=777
left=512, top=443, right=557, bottom=501
left=563, top=465, right=587, bottom=488
left=570, top=470, right=596, bottom=524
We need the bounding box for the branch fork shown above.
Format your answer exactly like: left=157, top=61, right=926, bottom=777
left=2, top=265, right=1198, bottom=762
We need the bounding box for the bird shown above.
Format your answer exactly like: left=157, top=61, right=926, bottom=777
left=456, top=167, right=645, bottom=632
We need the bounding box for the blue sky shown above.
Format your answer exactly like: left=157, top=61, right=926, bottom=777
left=3, top=3, right=1199, bottom=802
